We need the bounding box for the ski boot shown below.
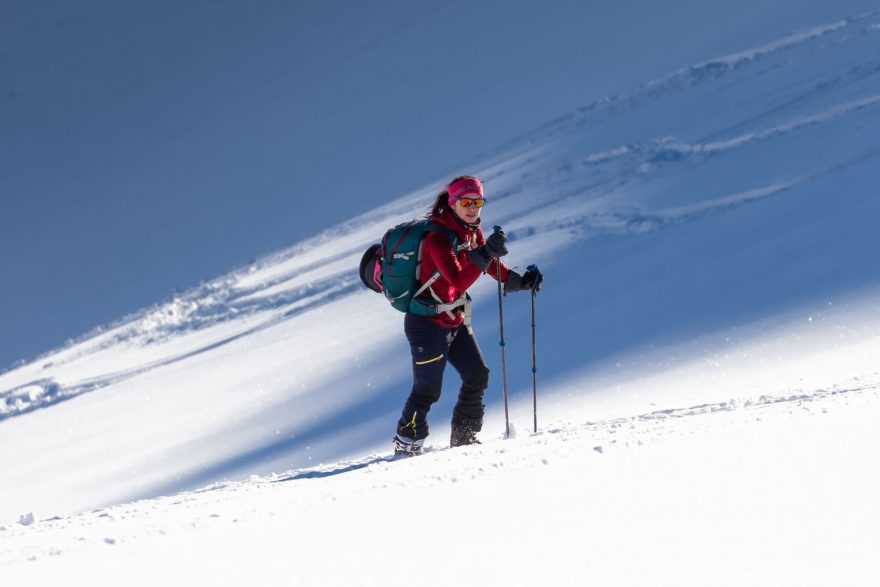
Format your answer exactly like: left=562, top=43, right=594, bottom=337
left=450, top=419, right=482, bottom=447
left=393, top=434, right=424, bottom=457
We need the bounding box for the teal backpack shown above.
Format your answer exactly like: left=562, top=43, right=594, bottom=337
left=359, top=218, right=460, bottom=316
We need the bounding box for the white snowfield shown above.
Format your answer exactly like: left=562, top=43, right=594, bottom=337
left=3, top=383, right=879, bottom=585
left=3, top=4, right=880, bottom=585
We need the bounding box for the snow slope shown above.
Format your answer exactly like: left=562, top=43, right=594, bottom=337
left=3, top=4, right=880, bottom=583
left=3, top=382, right=880, bottom=585
left=9, top=0, right=861, bottom=370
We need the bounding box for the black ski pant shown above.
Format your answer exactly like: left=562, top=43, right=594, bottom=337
left=396, top=313, right=490, bottom=441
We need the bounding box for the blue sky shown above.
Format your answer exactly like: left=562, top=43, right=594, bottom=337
left=1, top=0, right=870, bottom=370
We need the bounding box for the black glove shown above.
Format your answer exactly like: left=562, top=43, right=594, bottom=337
left=467, top=230, right=508, bottom=271
left=484, top=230, right=508, bottom=258
left=505, top=265, right=543, bottom=293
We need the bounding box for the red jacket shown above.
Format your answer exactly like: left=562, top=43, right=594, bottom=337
left=417, top=210, right=511, bottom=328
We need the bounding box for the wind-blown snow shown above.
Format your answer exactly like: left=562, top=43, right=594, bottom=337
left=2, top=4, right=880, bottom=584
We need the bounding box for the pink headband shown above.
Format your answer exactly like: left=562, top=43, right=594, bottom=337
left=447, top=177, right=484, bottom=205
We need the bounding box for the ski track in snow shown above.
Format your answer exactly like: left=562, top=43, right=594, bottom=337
left=505, top=9, right=880, bottom=146
left=494, top=17, right=880, bottom=202
left=0, top=276, right=363, bottom=422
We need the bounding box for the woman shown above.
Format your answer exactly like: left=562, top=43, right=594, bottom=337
left=394, top=175, right=543, bottom=456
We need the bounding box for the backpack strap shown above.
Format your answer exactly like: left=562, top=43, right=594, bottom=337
left=408, top=225, right=467, bottom=319
left=409, top=290, right=469, bottom=318
left=412, top=269, right=442, bottom=301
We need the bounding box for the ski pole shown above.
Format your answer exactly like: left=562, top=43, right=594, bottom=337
left=529, top=266, right=538, bottom=434
left=494, top=226, right=511, bottom=439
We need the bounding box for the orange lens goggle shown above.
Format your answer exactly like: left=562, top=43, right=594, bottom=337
left=459, top=198, right=485, bottom=208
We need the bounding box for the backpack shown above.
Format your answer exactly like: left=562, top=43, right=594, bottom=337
left=359, top=218, right=460, bottom=315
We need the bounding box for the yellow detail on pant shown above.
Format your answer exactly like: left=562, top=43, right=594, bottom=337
left=403, top=412, right=418, bottom=436
left=415, top=354, right=444, bottom=366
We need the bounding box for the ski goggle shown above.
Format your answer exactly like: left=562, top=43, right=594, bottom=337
left=458, top=198, right=486, bottom=208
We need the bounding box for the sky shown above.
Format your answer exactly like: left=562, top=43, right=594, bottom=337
left=1, top=0, right=874, bottom=370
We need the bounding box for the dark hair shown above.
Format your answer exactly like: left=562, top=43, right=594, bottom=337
left=428, top=175, right=478, bottom=218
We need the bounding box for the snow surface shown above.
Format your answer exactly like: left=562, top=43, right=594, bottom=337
left=3, top=3, right=880, bottom=584
left=3, top=384, right=880, bottom=585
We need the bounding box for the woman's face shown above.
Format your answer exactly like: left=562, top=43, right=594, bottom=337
left=452, top=197, right=484, bottom=224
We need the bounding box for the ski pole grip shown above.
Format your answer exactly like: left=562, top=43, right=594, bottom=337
left=493, top=225, right=503, bottom=235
